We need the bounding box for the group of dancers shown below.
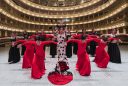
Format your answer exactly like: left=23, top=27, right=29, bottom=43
left=8, top=25, right=122, bottom=84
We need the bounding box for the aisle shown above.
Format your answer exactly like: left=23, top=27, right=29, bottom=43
left=0, top=46, right=128, bottom=86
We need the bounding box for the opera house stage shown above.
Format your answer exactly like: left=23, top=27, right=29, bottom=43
left=0, top=0, right=128, bottom=86
left=0, top=45, right=128, bottom=86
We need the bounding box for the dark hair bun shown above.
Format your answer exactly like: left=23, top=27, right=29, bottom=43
left=35, top=36, right=41, bottom=41
left=81, top=35, right=87, bottom=40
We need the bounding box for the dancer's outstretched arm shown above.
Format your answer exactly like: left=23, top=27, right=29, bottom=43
left=46, top=34, right=54, bottom=39
left=42, top=41, right=57, bottom=46
left=67, top=39, right=80, bottom=44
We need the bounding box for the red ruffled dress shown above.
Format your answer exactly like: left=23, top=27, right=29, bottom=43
left=22, top=41, right=35, bottom=68
left=31, top=41, right=57, bottom=79
left=68, top=39, right=92, bottom=76
left=94, top=39, right=110, bottom=68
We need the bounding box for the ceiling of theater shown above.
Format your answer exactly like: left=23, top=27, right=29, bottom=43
left=29, top=0, right=92, bottom=7
left=0, top=0, right=127, bottom=32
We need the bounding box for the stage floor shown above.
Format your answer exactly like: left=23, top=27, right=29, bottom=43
left=0, top=45, right=128, bottom=86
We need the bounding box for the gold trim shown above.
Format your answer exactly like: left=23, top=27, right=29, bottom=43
left=0, top=3, right=127, bottom=25
left=19, top=0, right=100, bottom=11
left=0, top=21, right=127, bottom=32
left=4, top=0, right=116, bottom=18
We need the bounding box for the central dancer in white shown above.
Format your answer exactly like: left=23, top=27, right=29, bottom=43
left=55, top=26, right=69, bottom=73
left=48, top=21, right=73, bottom=85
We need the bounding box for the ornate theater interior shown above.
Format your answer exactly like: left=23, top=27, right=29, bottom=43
left=0, top=0, right=128, bottom=86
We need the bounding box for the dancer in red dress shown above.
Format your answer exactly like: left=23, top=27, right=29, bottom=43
left=68, top=36, right=92, bottom=76
left=22, top=41, right=35, bottom=68
left=16, top=40, right=34, bottom=68
left=94, top=38, right=110, bottom=68
left=31, top=36, right=57, bottom=79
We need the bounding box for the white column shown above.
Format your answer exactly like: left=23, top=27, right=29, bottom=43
left=123, top=28, right=126, bottom=34
left=117, top=29, right=119, bottom=34
left=5, top=31, right=7, bottom=37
